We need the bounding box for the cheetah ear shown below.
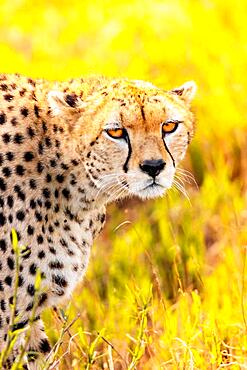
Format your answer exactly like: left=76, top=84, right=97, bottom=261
left=47, top=91, right=84, bottom=116
left=171, top=81, right=197, bottom=105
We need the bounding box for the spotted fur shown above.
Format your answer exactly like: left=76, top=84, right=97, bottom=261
left=0, top=73, right=196, bottom=369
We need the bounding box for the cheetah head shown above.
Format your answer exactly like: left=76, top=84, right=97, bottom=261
left=48, top=79, right=196, bottom=202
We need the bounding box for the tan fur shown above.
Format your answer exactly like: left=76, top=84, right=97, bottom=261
left=0, top=74, right=196, bottom=369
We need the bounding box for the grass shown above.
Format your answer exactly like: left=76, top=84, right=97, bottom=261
left=0, top=0, right=247, bottom=368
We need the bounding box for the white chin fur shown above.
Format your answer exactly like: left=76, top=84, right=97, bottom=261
left=132, top=184, right=167, bottom=200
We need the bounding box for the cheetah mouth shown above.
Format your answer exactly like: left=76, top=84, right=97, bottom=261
left=133, top=181, right=167, bottom=200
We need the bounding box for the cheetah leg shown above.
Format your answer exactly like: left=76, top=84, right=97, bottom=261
left=26, top=318, right=51, bottom=370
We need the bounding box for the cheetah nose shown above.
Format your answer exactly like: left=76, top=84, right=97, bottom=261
left=139, top=159, right=166, bottom=178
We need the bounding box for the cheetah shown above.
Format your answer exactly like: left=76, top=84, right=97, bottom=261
left=0, top=73, right=196, bottom=369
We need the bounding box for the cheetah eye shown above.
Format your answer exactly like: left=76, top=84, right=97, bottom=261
left=162, top=120, right=181, bottom=136
left=105, top=128, right=125, bottom=139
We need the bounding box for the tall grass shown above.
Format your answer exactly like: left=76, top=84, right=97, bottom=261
left=0, top=0, right=247, bottom=368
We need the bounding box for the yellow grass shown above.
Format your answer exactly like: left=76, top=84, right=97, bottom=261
left=0, top=0, right=247, bottom=368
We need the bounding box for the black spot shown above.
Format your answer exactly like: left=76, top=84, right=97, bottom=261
left=27, top=284, right=35, bottom=296
left=7, top=195, right=13, bottom=208
left=46, top=173, right=52, bottom=182
left=13, top=133, right=24, bottom=144
left=26, top=302, right=34, bottom=311
left=71, top=159, right=79, bottom=166
left=2, top=133, right=11, bottom=143
left=38, top=142, right=44, bottom=155
left=9, top=296, right=13, bottom=304
left=6, top=151, right=14, bottom=161
left=38, top=250, right=45, bottom=259
left=62, top=188, right=70, bottom=199
left=16, top=210, right=25, bottom=221
left=60, top=238, right=68, bottom=247
left=42, top=122, right=47, bottom=133
left=18, top=275, right=24, bottom=287
left=0, top=113, right=6, bottom=124
left=29, top=179, right=37, bottom=189
left=0, top=84, right=8, bottom=91
left=24, top=151, right=34, bottom=161
left=45, top=137, right=52, bottom=148
left=20, top=107, right=29, bottom=117
left=50, top=159, right=57, bottom=167
left=39, top=338, right=51, bottom=354
left=27, top=225, right=34, bottom=235
left=0, top=239, right=6, bottom=252
left=42, top=188, right=50, bottom=198
left=61, top=162, right=69, bottom=170
left=38, top=293, right=48, bottom=305
left=49, top=260, right=64, bottom=269
left=48, top=225, right=54, bottom=233
left=16, top=165, right=25, bottom=176
left=44, top=201, right=51, bottom=209
left=0, top=178, right=6, bottom=191
left=56, top=174, right=64, bottom=183
left=2, top=167, right=11, bottom=177
left=27, top=126, right=35, bottom=138
left=49, top=246, right=56, bottom=254
left=0, top=213, right=6, bottom=226
left=30, top=199, right=36, bottom=209
left=5, top=276, right=12, bottom=286
left=14, top=184, right=21, bottom=193
left=35, top=211, right=42, bottom=222
left=29, top=263, right=37, bottom=275
left=52, top=274, right=67, bottom=287
left=0, top=299, right=6, bottom=311
left=34, top=104, right=40, bottom=118
left=37, top=235, right=43, bottom=244
left=16, top=188, right=25, bottom=201
left=7, top=256, right=14, bottom=270
left=37, top=199, right=42, bottom=207
left=12, top=319, right=28, bottom=332
left=37, top=162, right=44, bottom=173
left=55, top=139, right=60, bottom=148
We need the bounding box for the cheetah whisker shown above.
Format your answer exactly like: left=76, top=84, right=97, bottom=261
left=172, top=179, right=191, bottom=205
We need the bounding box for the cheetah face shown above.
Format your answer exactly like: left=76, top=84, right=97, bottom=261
left=48, top=80, right=196, bottom=202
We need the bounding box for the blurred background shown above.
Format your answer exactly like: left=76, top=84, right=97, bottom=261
left=1, top=0, right=247, bottom=368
